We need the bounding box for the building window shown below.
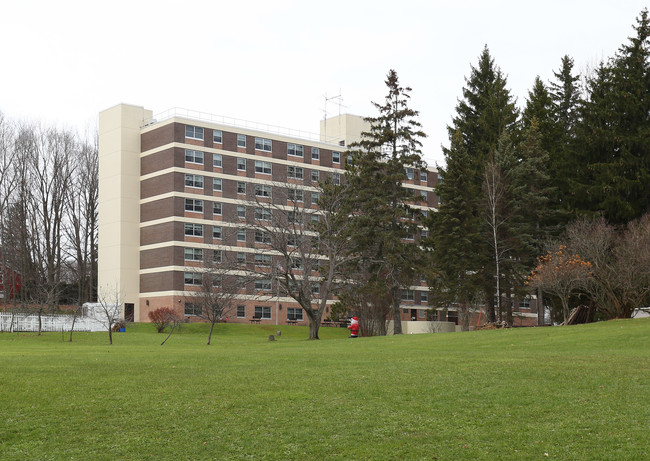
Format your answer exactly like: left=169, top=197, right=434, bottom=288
left=254, top=184, right=272, bottom=197
left=185, top=199, right=203, bottom=213
left=519, top=297, right=531, bottom=309
left=185, top=174, right=203, bottom=188
left=311, top=192, right=320, bottom=205
left=312, top=284, right=320, bottom=295
left=185, top=125, right=204, bottom=140
left=184, top=302, right=202, bottom=316
left=420, top=190, right=428, bottom=200
left=311, top=170, right=319, bottom=182
left=288, top=143, right=304, bottom=157
left=255, top=230, right=271, bottom=244
left=213, top=130, right=223, bottom=143
left=237, top=252, right=246, bottom=264
left=311, top=147, right=320, bottom=160
left=213, top=226, right=222, bottom=239
left=237, top=305, right=246, bottom=318
left=254, top=253, right=272, bottom=266
left=184, top=272, right=202, bottom=286
left=213, top=154, right=222, bottom=168
left=287, top=308, right=303, bottom=321
left=255, top=160, right=272, bottom=174
left=401, top=289, right=415, bottom=301
left=237, top=134, right=246, bottom=148
left=332, top=173, right=340, bottom=185
left=332, top=151, right=340, bottom=164
left=237, top=158, right=246, bottom=171
left=405, top=168, right=414, bottom=180
left=237, top=181, right=246, bottom=194
left=254, top=306, right=271, bottom=319
left=420, top=170, right=427, bottom=182
left=288, top=189, right=303, bottom=202
left=287, top=166, right=304, bottom=179
left=184, top=223, right=203, bottom=237
left=437, top=173, right=443, bottom=184
left=255, top=279, right=272, bottom=291
left=213, top=178, right=222, bottom=192
left=185, top=149, right=204, bottom=164
left=214, top=250, right=222, bottom=263
left=420, top=291, right=428, bottom=303
left=421, top=229, right=428, bottom=238
left=255, top=137, right=272, bottom=151
left=255, top=207, right=271, bottom=221
left=237, top=228, right=246, bottom=242
left=237, top=205, right=246, bottom=218
left=213, top=202, right=222, bottom=215
left=311, top=214, right=320, bottom=223
left=184, top=248, right=203, bottom=262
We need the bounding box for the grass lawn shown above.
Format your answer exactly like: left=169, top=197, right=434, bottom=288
left=1, top=319, right=648, bottom=460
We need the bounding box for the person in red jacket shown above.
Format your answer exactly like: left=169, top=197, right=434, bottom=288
left=348, top=316, right=359, bottom=338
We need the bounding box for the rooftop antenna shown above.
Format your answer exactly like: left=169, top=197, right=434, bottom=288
left=322, top=90, right=345, bottom=143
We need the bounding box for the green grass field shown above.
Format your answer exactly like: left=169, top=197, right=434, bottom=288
left=1, top=319, right=648, bottom=460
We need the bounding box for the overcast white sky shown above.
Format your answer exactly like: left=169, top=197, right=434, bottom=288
left=1, top=0, right=648, bottom=166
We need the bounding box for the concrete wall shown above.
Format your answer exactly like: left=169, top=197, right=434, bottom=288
left=386, top=320, right=457, bottom=334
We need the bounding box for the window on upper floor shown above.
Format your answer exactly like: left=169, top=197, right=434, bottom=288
left=255, top=279, right=272, bottom=291
left=185, top=174, right=204, bottom=188
left=255, top=184, right=272, bottom=197
left=184, top=223, right=203, bottom=237
left=185, top=149, right=204, bottom=165
left=237, top=134, right=246, bottom=148
left=213, top=178, right=222, bottom=192
left=405, top=168, right=414, bottom=180
left=213, top=225, right=222, bottom=239
left=420, top=170, right=428, bottom=182
left=287, top=166, right=303, bottom=179
left=213, top=202, right=222, bottom=215
left=254, top=253, right=272, bottom=266
left=213, top=154, right=222, bottom=168
left=332, top=173, right=341, bottom=185
left=184, top=248, right=203, bottom=262
left=332, top=151, right=340, bottom=164
left=185, top=199, right=203, bottom=213
left=237, top=228, right=246, bottom=242
left=255, top=160, right=272, bottom=175
left=311, top=192, right=320, bottom=205
left=237, top=252, right=246, bottom=264
left=213, top=130, right=223, bottom=143
left=255, top=230, right=271, bottom=244
left=237, top=181, right=246, bottom=194
left=311, top=170, right=319, bottom=182
left=255, top=207, right=271, bottom=221
left=237, top=158, right=246, bottom=171
left=185, top=125, right=204, bottom=140
left=213, top=250, right=222, bottom=263
left=401, top=289, right=415, bottom=301
left=311, top=147, right=320, bottom=160
left=255, top=137, right=272, bottom=151
left=184, top=272, right=202, bottom=286
left=287, top=189, right=303, bottom=202
left=288, top=143, right=304, bottom=157
left=237, top=205, right=246, bottom=218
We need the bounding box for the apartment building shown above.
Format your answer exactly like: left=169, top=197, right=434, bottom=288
left=99, top=103, right=540, bottom=327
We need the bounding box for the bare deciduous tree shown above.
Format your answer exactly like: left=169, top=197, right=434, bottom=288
left=248, top=180, right=353, bottom=340
left=94, top=284, right=124, bottom=345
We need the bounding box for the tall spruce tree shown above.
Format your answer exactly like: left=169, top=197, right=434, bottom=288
left=345, top=69, right=426, bottom=335
left=426, top=131, right=483, bottom=330
left=577, top=9, right=650, bottom=223
left=548, top=55, right=582, bottom=216
left=443, top=46, right=519, bottom=323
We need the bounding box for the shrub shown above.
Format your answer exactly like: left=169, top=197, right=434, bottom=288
left=148, top=307, right=181, bottom=333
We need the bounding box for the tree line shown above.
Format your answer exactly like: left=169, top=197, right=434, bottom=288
left=0, top=114, right=98, bottom=315
left=425, top=9, right=650, bottom=327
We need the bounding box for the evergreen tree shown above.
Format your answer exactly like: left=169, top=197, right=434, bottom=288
left=522, top=76, right=556, bottom=154
left=577, top=9, right=650, bottom=223
left=426, top=131, right=483, bottom=330
left=548, top=55, right=582, bottom=216
left=443, top=46, right=519, bottom=323
left=345, top=69, right=426, bottom=335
